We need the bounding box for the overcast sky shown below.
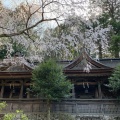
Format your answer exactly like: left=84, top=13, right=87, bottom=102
left=1, top=0, right=40, bottom=9
left=1, top=0, right=22, bottom=9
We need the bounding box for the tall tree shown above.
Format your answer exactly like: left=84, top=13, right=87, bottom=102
left=88, top=14, right=111, bottom=58
left=46, top=14, right=111, bottom=59
left=1, top=0, right=118, bottom=61
left=31, top=59, right=72, bottom=120
left=43, top=16, right=85, bottom=60
left=108, top=64, right=120, bottom=94
left=0, top=0, right=91, bottom=38
left=109, top=21, right=120, bottom=58
left=91, top=0, right=120, bottom=58
left=1, top=0, right=99, bottom=61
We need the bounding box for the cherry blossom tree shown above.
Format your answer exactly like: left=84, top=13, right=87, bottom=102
left=90, top=0, right=120, bottom=58
left=0, top=0, right=90, bottom=38
left=43, top=14, right=111, bottom=60
left=0, top=0, right=95, bottom=61
left=0, top=0, right=115, bottom=62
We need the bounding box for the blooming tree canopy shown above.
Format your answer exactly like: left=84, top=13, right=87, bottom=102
left=0, top=0, right=119, bottom=62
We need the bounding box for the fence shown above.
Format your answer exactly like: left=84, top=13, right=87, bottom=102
left=0, top=99, right=120, bottom=116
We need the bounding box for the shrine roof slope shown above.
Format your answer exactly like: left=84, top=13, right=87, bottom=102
left=64, top=50, right=112, bottom=71
left=98, top=58, right=120, bottom=68
left=63, top=49, right=115, bottom=77
left=58, top=56, right=120, bottom=70
left=0, top=57, right=33, bottom=72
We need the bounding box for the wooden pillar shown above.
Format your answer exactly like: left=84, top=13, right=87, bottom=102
left=72, top=84, right=75, bottom=99
left=27, top=90, right=30, bottom=98
left=19, top=81, right=23, bottom=98
left=98, top=82, right=102, bottom=99
left=0, top=80, right=4, bottom=98
left=9, top=89, right=13, bottom=98
left=9, top=82, right=13, bottom=98
left=95, top=87, right=99, bottom=98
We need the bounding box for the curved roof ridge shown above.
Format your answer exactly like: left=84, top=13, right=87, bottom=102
left=85, top=51, right=112, bottom=69
left=64, top=49, right=113, bottom=70
left=0, top=57, right=33, bottom=72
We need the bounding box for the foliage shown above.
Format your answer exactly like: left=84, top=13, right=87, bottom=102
left=109, top=35, right=120, bottom=58
left=32, top=59, right=72, bottom=120
left=11, top=42, right=28, bottom=56
left=0, top=102, right=28, bottom=120
left=0, top=0, right=107, bottom=61
left=0, top=45, right=7, bottom=59
left=0, top=0, right=119, bottom=60
left=3, top=110, right=28, bottom=120
left=32, top=59, right=72, bottom=101
left=108, top=20, right=120, bottom=58
left=56, top=113, right=75, bottom=120
left=91, top=0, right=120, bottom=58
left=44, top=20, right=82, bottom=60
left=3, top=113, right=16, bottom=120
left=109, top=64, right=120, bottom=92
left=31, top=113, right=75, bottom=120
left=0, top=42, right=28, bottom=59
left=45, top=15, right=110, bottom=59
left=0, top=102, right=7, bottom=112
left=88, top=16, right=111, bottom=58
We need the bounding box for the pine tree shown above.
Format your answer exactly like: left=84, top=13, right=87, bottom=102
left=31, top=59, right=72, bottom=120
left=109, top=64, right=120, bottom=92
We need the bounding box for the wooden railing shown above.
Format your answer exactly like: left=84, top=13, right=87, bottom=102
left=0, top=99, right=120, bottom=116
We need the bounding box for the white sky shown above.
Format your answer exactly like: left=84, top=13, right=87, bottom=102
left=1, top=0, right=22, bottom=9
left=1, top=0, right=40, bottom=9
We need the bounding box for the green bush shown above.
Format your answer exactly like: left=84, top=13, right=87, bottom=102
left=0, top=102, right=7, bottom=112
left=3, top=110, right=28, bottom=120
left=0, top=102, right=28, bottom=120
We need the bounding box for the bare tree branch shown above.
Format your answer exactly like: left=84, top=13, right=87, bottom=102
left=0, top=18, right=57, bottom=37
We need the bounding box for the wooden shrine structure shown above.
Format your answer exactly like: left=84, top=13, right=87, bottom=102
left=0, top=57, right=32, bottom=99
left=63, top=50, right=114, bottom=99
left=0, top=51, right=120, bottom=116
left=0, top=50, right=120, bottom=99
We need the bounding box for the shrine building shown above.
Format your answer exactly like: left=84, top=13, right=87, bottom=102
left=0, top=50, right=120, bottom=99
left=0, top=50, right=120, bottom=113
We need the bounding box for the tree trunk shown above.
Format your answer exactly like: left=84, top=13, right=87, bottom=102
left=114, top=50, right=119, bottom=58
left=47, top=100, right=51, bottom=120
left=98, top=43, right=102, bottom=59
left=96, top=38, right=102, bottom=59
